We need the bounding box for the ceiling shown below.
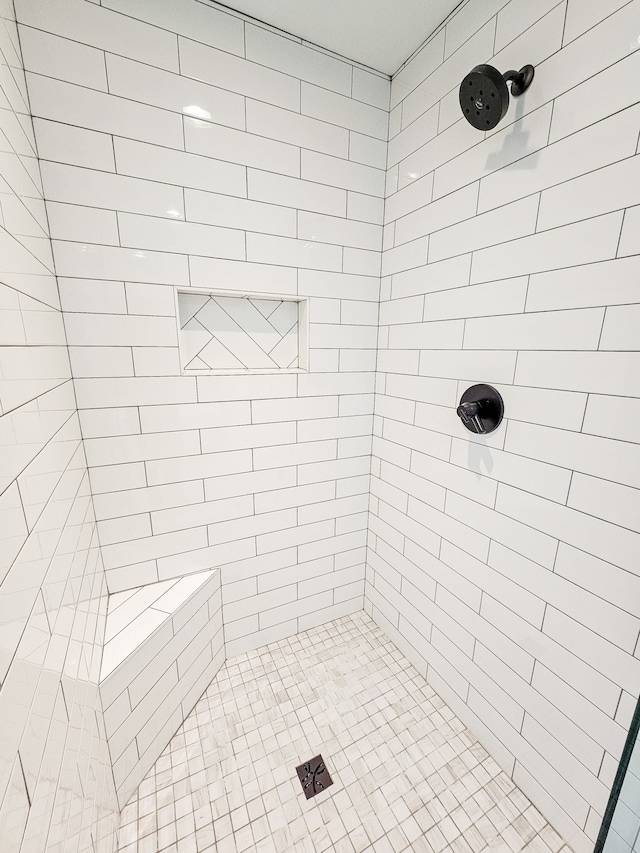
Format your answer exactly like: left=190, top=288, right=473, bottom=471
left=217, top=0, right=462, bottom=76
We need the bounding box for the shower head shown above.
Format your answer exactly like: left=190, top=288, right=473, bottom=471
left=459, top=63, right=534, bottom=130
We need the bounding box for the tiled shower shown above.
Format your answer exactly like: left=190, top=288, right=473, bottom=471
left=0, top=0, right=638, bottom=851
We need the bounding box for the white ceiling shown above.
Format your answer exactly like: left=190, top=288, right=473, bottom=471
left=218, top=0, right=462, bottom=76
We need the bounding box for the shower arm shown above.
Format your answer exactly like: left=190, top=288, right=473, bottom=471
left=502, top=65, right=535, bottom=97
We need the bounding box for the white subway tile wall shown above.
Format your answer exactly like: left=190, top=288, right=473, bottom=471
left=0, top=1, right=117, bottom=851
left=17, top=0, right=387, bottom=663
left=371, top=3, right=640, bottom=853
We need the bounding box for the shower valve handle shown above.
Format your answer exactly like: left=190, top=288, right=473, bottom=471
left=456, top=400, right=486, bottom=434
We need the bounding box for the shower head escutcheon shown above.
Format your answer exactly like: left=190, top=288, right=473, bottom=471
left=459, top=63, right=534, bottom=130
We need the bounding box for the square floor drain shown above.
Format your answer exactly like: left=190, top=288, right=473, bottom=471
left=295, top=755, right=333, bottom=799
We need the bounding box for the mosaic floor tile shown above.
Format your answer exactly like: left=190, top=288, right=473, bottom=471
left=117, top=612, right=571, bottom=853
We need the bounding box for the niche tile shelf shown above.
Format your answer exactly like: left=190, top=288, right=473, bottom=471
left=177, top=288, right=308, bottom=373
left=99, top=570, right=223, bottom=808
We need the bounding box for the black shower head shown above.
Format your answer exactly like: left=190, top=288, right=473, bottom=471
left=459, top=63, right=534, bottom=130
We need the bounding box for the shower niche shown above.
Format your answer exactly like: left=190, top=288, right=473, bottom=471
left=176, top=288, right=309, bottom=373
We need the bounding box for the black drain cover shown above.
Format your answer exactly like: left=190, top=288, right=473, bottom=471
left=295, top=755, right=333, bottom=799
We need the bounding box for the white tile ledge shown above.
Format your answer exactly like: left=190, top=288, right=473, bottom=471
left=100, top=569, right=217, bottom=681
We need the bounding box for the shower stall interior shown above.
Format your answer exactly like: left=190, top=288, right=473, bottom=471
left=1, top=0, right=639, bottom=851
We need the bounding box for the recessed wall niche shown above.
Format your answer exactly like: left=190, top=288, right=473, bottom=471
left=176, top=288, right=308, bottom=373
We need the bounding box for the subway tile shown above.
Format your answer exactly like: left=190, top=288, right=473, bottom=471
left=208, top=508, right=297, bottom=547
left=156, top=537, right=255, bottom=581
left=538, top=153, right=640, bottom=232
left=52, top=241, right=189, bottom=285
left=568, top=472, right=640, bottom=537
left=253, top=439, right=336, bottom=471
left=189, top=256, right=298, bottom=295
left=349, top=132, right=387, bottom=170
left=246, top=98, right=349, bottom=159
left=103, top=0, right=245, bottom=55
left=58, top=278, right=126, bottom=314
left=205, top=467, right=297, bottom=502
left=297, top=414, right=372, bottom=442
left=388, top=319, right=464, bottom=350
left=101, top=526, right=208, bottom=571
left=429, top=195, right=539, bottom=263
left=464, top=307, right=605, bottom=351
left=65, top=314, right=177, bottom=348
left=419, top=349, right=517, bottom=385
left=84, top=429, right=200, bottom=467
left=516, top=351, right=640, bottom=397
left=297, top=455, right=370, bottom=486
left=583, top=394, right=640, bottom=445
left=139, top=401, right=250, bottom=433
left=298, top=211, right=381, bottom=251
left=448, top=490, right=558, bottom=568
left=347, top=191, right=384, bottom=225
left=145, top=449, right=252, bottom=487
left=201, top=422, right=296, bottom=454
left=180, top=36, right=299, bottom=111
left=385, top=172, right=434, bottom=225
left=394, top=183, right=477, bottom=245
left=302, top=83, right=387, bottom=140
left=343, top=247, right=381, bottom=277
left=422, top=277, right=528, bottom=322
left=551, top=52, right=640, bottom=142
left=185, top=188, right=295, bottom=238
left=257, top=518, right=334, bottom=556
left=89, top=461, right=147, bottom=494
left=46, top=202, right=119, bottom=246
left=495, top=483, right=640, bottom=575
left=42, top=161, right=185, bottom=219
left=526, top=256, right=640, bottom=312
left=387, top=105, right=438, bottom=169
left=251, top=396, right=338, bottom=424
left=19, top=26, right=107, bottom=90
left=301, top=149, right=385, bottom=196
left=75, top=376, right=196, bottom=409
left=245, top=23, right=351, bottom=95
left=543, top=606, right=640, bottom=696
left=68, top=346, right=133, bottom=378
left=618, top=203, right=640, bottom=258
left=17, top=0, right=179, bottom=71
left=119, top=212, right=245, bottom=260
left=563, top=0, right=631, bottom=44
left=489, top=541, right=639, bottom=655
left=505, top=419, right=640, bottom=490
left=451, top=436, right=571, bottom=503
left=299, top=270, right=379, bottom=301
left=106, top=54, right=245, bottom=130
left=434, top=104, right=553, bottom=201
left=554, top=543, right=640, bottom=620
left=184, top=116, right=300, bottom=178
left=114, top=138, right=246, bottom=198
left=392, top=254, right=472, bottom=299
left=495, top=0, right=561, bottom=52
left=353, top=68, right=390, bottom=110
left=248, top=168, right=346, bottom=217
left=381, top=237, right=429, bottom=277
left=79, top=407, right=139, bottom=440
left=471, top=212, right=624, bottom=284
left=27, top=75, right=184, bottom=148
left=246, top=232, right=341, bottom=272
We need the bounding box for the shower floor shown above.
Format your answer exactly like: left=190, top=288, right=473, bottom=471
left=116, top=612, right=570, bottom=853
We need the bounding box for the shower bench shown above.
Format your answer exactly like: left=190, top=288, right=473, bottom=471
left=99, top=569, right=223, bottom=809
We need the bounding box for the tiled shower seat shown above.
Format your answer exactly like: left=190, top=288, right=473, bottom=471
left=99, top=570, right=224, bottom=809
